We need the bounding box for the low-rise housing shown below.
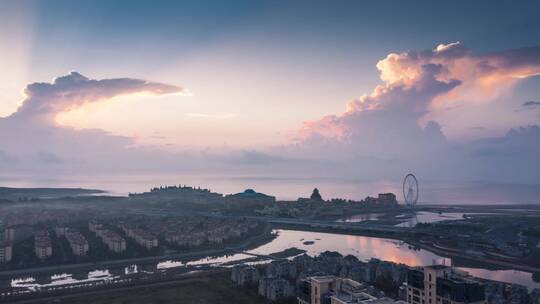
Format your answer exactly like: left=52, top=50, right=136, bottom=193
left=231, top=265, right=259, bottom=286
left=55, top=226, right=68, bottom=237
left=377, top=193, right=398, bottom=206
left=0, top=242, right=12, bottom=263
left=120, top=225, right=158, bottom=249
left=34, top=230, right=52, bottom=259
left=101, top=230, right=126, bottom=253
left=4, top=224, right=33, bottom=242
left=88, top=220, right=103, bottom=233
left=259, top=276, right=295, bottom=301
left=65, top=229, right=89, bottom=256
left=89, top=221, right=126, bottom=253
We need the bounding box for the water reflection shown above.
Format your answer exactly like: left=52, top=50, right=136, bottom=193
left=193, top=229, right=540, bottom=289
left=462, top=268, right=539, bottom=289
left=4, top=174, right=540, bottom=204
left=5, top=229, right=540, bottom=294
left=250, top=230, right=449, bottom=266
left=395, top=212, right=469, bottom=227
left=337, top=213, right=381, bottom=223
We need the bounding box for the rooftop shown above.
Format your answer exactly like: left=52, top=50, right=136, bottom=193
left=426, top=265, right=450, bottom=270
left=310, top=275, right=336, bottom=283
left=332, top=291, right=374, bottom=303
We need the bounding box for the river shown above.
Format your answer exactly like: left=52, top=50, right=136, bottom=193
left=12, top=229, right=537, bottom=293
left=196, top=229, right=540, bottom=289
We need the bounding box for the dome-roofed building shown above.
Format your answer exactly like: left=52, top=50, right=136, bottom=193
left=225, top=189, right=276, bottom=207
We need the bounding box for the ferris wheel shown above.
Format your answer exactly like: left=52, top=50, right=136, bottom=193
left=403, top=173, right=419, bottom=207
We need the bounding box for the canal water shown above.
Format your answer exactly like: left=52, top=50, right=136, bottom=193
left=163, top=229, right=540, bottom=290
left=337, top=211, right=491, bottom=227
left=393, top=211, right=483, bottom=227
left=8, top=229, right=540, bottom=292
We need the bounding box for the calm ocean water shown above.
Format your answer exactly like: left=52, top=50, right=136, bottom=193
left=1, top=174, right=540, bottom=204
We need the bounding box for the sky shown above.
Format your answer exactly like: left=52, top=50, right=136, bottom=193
left=1, top=0, right=540, bottom=190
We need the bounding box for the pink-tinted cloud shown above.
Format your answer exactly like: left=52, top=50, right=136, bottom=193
left=298, top=42, right=540, bottom=141
left=10, top=72, right=186, bottom=125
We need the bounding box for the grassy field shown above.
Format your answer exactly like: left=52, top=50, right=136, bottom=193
left=37, top=271, right=278, bottom=304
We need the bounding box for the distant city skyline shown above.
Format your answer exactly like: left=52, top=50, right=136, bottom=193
left=1, top=0, right=540, bottom=185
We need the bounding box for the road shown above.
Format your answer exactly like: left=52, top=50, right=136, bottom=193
left=0, top=224, right=274, bottom=281
left=3, top=268, right=226, bottom=303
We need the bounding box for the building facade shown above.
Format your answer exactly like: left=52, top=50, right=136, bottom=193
left=0, top=242, right=12, bottom=263
left=231, top=265, right=259, bottom=286
left=259, top=276, right=295, bottom=301
left=4, top=224, right=33, bottom=242
left=34, top=230, right=52, bottom=259
left=65, top=230, right=89, bottom=256
left=298, top=275, right=404, bottom=304
left=121, top=225, right=158, bottom=249
left=101, top=230, right=126, bottom=253
left=406, top=266, right=486, bottom=304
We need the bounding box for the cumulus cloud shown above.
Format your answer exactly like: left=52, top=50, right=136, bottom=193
left=372, top=43, right=540, bottom=107
left=0, top=72, right=188, bottom=173
left=1, top=58, right=540, bottom=185
left=298, top=42, right=540, bottom=142
left=10, top=72, right=186, bottom=125
left=288, top=43, right=540, bottom=182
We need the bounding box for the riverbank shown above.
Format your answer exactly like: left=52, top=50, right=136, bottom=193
left=406, top=238, right=540, bottom=274
left=270, top=222, right=540, bottom=274
left=8, top=269, right=289, bottom=304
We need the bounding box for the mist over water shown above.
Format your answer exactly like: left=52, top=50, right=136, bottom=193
left=2, top=174, right=540, bottom=204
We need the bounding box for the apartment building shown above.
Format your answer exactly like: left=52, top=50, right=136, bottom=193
left=406, top=266, right=485, bottom=304
left=55, top=226, right=68, bottom=237
left=34, top=230, right=52, bottom=259
left=65, top=230, right=89, bottom=256
left=0, top=242, right=12, bottom=263
left=4, top=224, right=33, bottom=242
left=259, top=276, right=295, bottom=301
left=298, top=275, right=404, bottom=304
left=121, top=225, right=158, bottom=249
left=101, top=230, right=126, bottom=253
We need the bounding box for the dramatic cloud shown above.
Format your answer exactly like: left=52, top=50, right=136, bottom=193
left=1, top=55, right=540, bottom=186
left=0, top=72, right=188, bottom=173
left=288, top=43, right=540, bottom=182
left=298, top=42, right=540, bottom=143
left=370, top=43, right=540, bottom=108
left=10, top=72, right=186, bottom=125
